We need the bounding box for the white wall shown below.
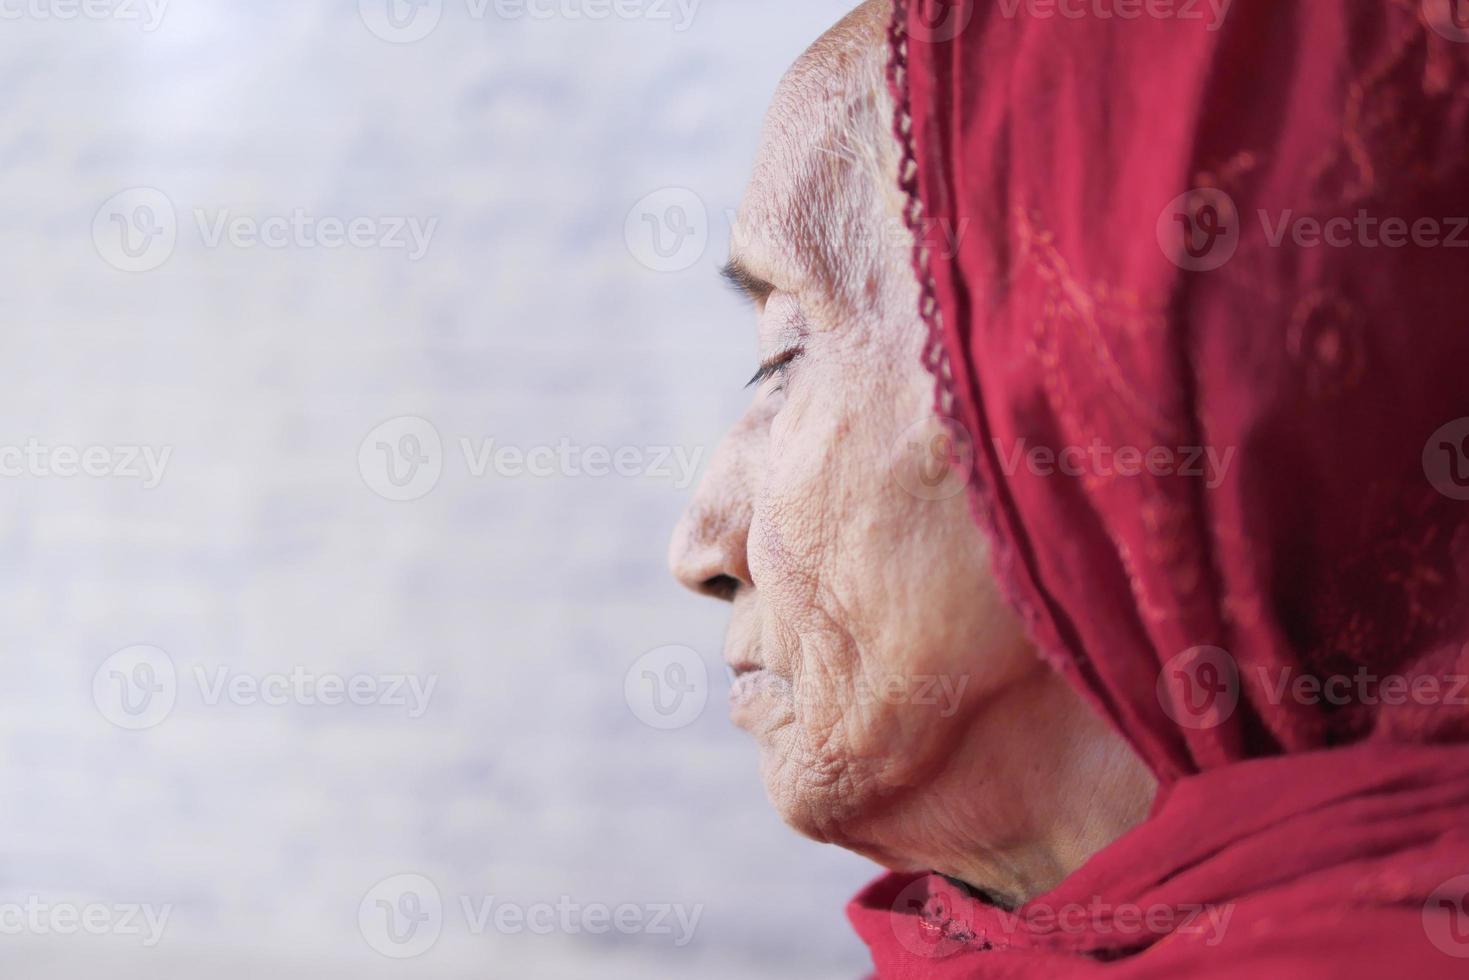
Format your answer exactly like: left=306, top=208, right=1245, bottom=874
left=0, top=1, right=878, bottom=976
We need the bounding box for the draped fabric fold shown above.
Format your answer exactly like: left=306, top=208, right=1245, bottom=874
left=851, top=742, right=1469, bottom=975
left=856, top=1, right=1469, bottom=974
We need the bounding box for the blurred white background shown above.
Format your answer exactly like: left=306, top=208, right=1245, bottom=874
left=0, top=0, right=878, bottom=976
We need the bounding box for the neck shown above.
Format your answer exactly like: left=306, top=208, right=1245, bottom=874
left=850, top=670, right=1157, bottom=905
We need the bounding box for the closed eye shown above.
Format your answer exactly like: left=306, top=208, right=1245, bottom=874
left=721, top=258, right=775, bottom=307
left=745, top=347, right=805, bottom=389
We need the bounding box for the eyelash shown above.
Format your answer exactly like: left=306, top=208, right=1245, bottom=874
left=746, top=347, right=805, bottom=392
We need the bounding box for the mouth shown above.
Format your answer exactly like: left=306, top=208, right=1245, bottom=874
left=726, top=659, right=763, bottom=680
left=725, top=656, right=778, bottom=724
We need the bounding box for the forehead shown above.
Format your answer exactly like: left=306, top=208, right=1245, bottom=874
left=731, top=10, right=893, bottom=311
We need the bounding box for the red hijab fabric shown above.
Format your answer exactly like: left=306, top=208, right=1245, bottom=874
left=852, top=1, right=1469, bottom=974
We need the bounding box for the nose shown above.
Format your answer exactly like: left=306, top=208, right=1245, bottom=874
left=668, top=426, right=756, bottom=601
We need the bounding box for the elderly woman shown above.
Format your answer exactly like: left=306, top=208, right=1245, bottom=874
left=671, top=1, right=1469, bottom=976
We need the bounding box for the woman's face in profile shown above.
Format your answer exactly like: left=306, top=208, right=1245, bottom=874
left=668, top=4, right=1151, bottom=894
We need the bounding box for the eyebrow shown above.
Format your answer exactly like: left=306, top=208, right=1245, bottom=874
left=720, top=257, right=775, bottom=305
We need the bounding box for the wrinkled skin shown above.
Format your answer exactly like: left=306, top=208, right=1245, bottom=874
left=668, top=1, right=1154, bottom=903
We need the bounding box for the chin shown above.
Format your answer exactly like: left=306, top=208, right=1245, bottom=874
left=754, top=727, right=889, bottom=850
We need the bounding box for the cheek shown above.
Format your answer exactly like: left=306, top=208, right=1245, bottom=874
left=748, top=369, right=883, bottom=638
left=746, top=360, right=931, bottom=717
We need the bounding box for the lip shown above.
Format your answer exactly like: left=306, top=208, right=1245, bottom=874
left=728, top=667, right=771, bottom=721
left=726, top=659, right=763, bottom=679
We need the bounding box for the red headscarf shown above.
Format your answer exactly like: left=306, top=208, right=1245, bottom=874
left=851, top=1, right=1469, bottom=975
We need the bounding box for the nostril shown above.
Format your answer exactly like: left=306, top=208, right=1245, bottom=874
left=701, top=574, right=741, bottom=602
